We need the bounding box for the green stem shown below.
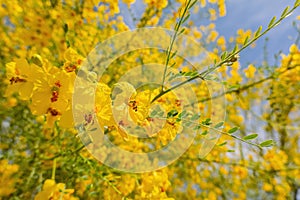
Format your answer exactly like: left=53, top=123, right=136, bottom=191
left=196, top=63, right=299, bottom=103
left=103, top=177, right=122, bottom=195
left=43, top=145, right=86, bottom=160
left=156, top=116, right=262, bottom=148
left=198, top=121, right=262, bottom=149
left=152, top=74, right=204, bottom=103
left=183, top=156, right=300, bottom=173
left=161, top=0, right=193, bottom=92
left=51, top=158, right=56, bottom=180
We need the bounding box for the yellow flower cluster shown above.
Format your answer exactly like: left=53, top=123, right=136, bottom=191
left=144, top=0, right=168, bottom=9
left=0, top=160, right=19, bottom=197
left=4, top=49, right=82, bottom=128
left=35, top=179, right=78, bottom=200
left=139, top=170, right=173, bottom=199
left=244, top=64, right=256, bottom=79
left=1, top=0, right=300, bottom=199
left=235, top=29, right=253, bottom=45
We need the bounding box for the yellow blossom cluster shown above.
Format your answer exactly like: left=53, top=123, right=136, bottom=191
left=0, top=160, right=19, bottom=197
left=0, top=0, right=300, bottom=199
left=34, top=179, right=78, bottom=200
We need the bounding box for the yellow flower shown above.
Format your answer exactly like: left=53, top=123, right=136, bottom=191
left=139, top=170, right=172, bottom=199
left=219, top=166, right=228, bottom=175
left=217, top=36, right=226, bottom=51
left=209, top=8, right=217, bottom=21
left=122, top=0, right=136, bottom=7
left=0, top=160, right=19, bottom=197
left=5, top=59, right=43, bottom=100
left=95, top=83, right=114, bottom=128
left=289, top=44, right=299, bottom=54
left=128, top=90, right=152, bottom=125
left=263, top=149, right=288, bottom=170
left=34, top=179, right=78, bottom=200
left=193, top=28, right=202, bottom=39
left=6, top=97, right=17, bottom=107
left=30, top=66, right=74, bottom=128
left=63, top=48, right=84, bottom=73
left=144, top=0, right=168, bottom=9
left=244, top=64, right=256, bottom=78
left=207, top=30, right=219, bottom=42
left=233, top=166, right=248, bottom=179
left=263, top=183, right=273, bottom=192
left=236, top=29, right=252, bottom=45
left=218, top=0, right=226, bottom=17
left=208, top=0, right=217, bottom=3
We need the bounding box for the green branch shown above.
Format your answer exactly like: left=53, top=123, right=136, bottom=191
left=182, top=156, right=300, bottom=173
left=155, top=116, right=263, bottom=148
left=161, top=0, right=196, bottom=92
left=197, top=63, right=299, bottom=103
left=42, top=145, right=86, bottom=160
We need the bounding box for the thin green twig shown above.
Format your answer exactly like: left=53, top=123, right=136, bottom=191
left=155, top=116, right=262, bottom=148
left=42, top=145, right=86, bottom=160
left=182, top=156, right=300, bottom=173
left=197, top=63, right=299, bottom=103
left=161, top=0, right=194, bottom=92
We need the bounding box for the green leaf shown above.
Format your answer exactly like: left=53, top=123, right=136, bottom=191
left=294, top=0, right=300, bottom=7
left=228, top=127, right=239, bottom=134
left=243, top=36, right=249, bottom=45
left=170, top=62, right=176, bottom=68
left=50, top=0, right=58, bottom=7
left=185, top=71, right=194, bottom=76
left=221, top=51, right=228, bottom=60
left=190, top=71, right=199, bottom=77
left=183, top=121, right=192, bottom=127
left=231, top=44, right=238, bottom=54
left=214, top=121, right=224, bottom=129
left=189, top=0, right=197, bottom=9
left=182, top=13, right=190, bottom=24
left=255, top=26, right=262, bottom=37
left=157, top=111, right=164, bottom=117
left=259, top=140, right=274, bottom=147
left=218, top=141, right=227, bottom=146
left=63, top=23, right=68, bottom=34
left=193, top=125, right=201, bottom=130
left=168, top=72, right=175, bottom=81
left=268, top=16, right=276, bottom=28
left=167, top=109, right=178, bottom=118
left=150, top=109, right=158, bottom=117
left=281, top=6, right=290, bottom=17
left=243, top=134, right=258, bottom=140
left=179, top=71, right=186, bottom=76
left=86, top=184, right=94, bottom=190
left=191, top=113, right=201, bottom=121
left=179, top=28, right=185, bottom=35
left=170, top=51, right=177, bottom=59
left=201, top=118, right=212, bottom=125
left=228, top=84, right=240, bottom=90
left=201, top=130, right=208, bottom=135
left=66, top=40, right=71, bottom=48
left=178, top=110, right=187, bottom=119
left=227, top=149, right=235, bottom=152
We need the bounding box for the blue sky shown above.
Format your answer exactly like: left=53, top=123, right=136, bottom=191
left=119, top=0, right=299, bottom=67
left=215, top=0, right=299, bottom=66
